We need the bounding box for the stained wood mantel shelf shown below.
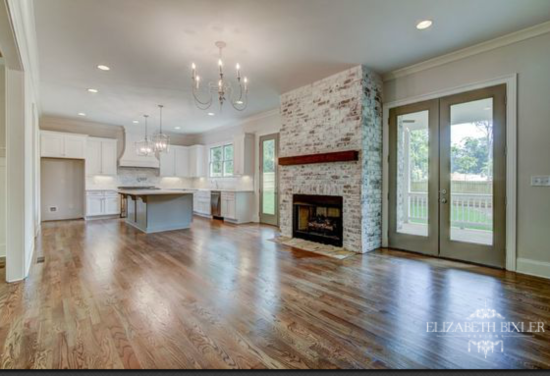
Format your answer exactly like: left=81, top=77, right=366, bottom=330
left=278, top=150, right=360, bottom=166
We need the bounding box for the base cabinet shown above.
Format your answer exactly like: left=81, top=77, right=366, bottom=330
left=193, top=190, right=211, bottom=217
left=86, top=191, right=120, bottom=218
left=220, top=191, right=254, bottom=224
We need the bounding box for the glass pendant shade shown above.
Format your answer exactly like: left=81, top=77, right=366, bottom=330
left=135, top=114, right=154, bottom=156
left=153, top=104, right=170, bottom=153
left=153, top=133, right=170, bottom=153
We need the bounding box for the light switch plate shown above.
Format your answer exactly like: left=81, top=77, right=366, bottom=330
left=531, top=176, right=550, bottom=187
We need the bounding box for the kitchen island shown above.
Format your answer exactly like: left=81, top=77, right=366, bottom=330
left=118, top=189, right=195, bottom=234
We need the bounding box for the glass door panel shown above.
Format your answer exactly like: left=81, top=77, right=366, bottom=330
left=389, top=100, right=439, bottom=256
left=439, top=85, right=506, bottom=267
left=396, top=110, right=430, bottom=237
left=449, top=98, right=494, bottom=246
left=260, top=134, right=279, bottom=226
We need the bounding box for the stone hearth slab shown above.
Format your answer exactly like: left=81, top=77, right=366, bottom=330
left=270, top=236, right=356, bottom=260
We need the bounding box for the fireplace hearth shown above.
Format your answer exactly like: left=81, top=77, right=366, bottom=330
left=293, top=194, right=343, bottom=247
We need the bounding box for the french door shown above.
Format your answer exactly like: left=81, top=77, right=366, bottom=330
left=389, top=85, right=506, bottom=268
left=259, top=134, right=279, bottom=226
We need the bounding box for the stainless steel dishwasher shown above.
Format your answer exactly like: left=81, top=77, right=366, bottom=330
left=210, top=191, right=222, bottom=219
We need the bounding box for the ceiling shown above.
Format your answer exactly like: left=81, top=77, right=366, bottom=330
left=33, top=0, right=550, bottom=134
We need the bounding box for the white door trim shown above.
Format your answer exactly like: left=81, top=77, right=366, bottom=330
left=382, top=74, right=517, bottom=271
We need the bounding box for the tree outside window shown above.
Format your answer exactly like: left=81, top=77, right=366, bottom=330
left=210, top=144, right=234, bottom=177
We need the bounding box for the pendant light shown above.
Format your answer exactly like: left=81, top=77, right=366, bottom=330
left=153, top=104, right=170, bottom=153
left=135, top=114, right=154, bottom=156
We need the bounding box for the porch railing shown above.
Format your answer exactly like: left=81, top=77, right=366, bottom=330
left=407, top=192, right=493, bottom=230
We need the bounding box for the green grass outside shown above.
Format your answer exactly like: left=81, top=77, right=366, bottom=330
left=409, top=202, right=493, bottom=231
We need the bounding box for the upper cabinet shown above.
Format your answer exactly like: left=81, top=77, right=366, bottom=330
left=86, top=137, right=117, bottom=176
left=175, top=147, right=190, bottom=177
left=160, top=145, right=205, bottom=178
left=188, top=145, right=206, bottom=178
left=160, top=147, right=177, bottom=177
left=41, top=131, right=87, bottom=159
left=233, top=134, right=254, bottom=176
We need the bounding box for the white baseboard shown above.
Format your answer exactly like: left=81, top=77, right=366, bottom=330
left=517, top=258, right=550, bottom=280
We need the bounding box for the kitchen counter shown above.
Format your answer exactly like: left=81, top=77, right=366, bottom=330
left=119, top=189, right=194, bottom=233
left=118, top=189, right=195, bottom=196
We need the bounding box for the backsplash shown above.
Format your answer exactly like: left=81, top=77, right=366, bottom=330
left=86, top=167, right=253, bottom=191
left=194, top=176, right=254, bottom=191
left=86, top=167, right=194, bottom=190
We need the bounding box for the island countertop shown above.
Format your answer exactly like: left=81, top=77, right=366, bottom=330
left=118, top=189, right=195, bottom=196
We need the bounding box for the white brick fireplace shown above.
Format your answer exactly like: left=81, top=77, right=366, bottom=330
left=279, top=65, right=383, bottom=253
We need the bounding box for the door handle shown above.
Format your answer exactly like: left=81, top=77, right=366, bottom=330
left=441, top=198, right=448, bottom=204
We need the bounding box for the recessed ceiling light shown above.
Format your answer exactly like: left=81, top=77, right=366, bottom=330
left=78, top=112, right=86, bottom=117
left=87, top=88, right=98, bottom=93
left=132, top=120, right=139, bottom=124
left=175, top=126, right=181, bottom=130
left=416, top=20, right=433, bottom=30
left=235, top=100, right=244, bottom=105
left=207, top=112, right=215, bottom=116
left=97, top=65, right=110, bottom=71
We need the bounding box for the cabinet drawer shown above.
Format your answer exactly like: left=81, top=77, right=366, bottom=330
left=221, top=191, right=235, bottom=200
left=87, top=191, right=105, bottom=198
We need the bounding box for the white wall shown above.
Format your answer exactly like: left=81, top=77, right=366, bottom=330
left=383, top=32, right=550, bottom=274
left=1, top=0, right=42, bottom=281
left=0, top=63, right=6, bottom=259
left=194, top=110, right=281, bottom=222
left=41, top=159, right=85, bottom=221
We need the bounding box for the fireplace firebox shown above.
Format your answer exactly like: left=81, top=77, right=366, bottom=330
left=292, top=194, right=343, bottom=247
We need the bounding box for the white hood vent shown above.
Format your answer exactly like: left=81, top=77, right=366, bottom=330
left=119, top=127, right=160, bottom=168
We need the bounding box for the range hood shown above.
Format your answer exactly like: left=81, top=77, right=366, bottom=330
left=118, top=127, right=160, bottom=168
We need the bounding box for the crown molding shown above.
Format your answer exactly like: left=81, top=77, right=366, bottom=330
left=383, top=21, right=550, bottom=82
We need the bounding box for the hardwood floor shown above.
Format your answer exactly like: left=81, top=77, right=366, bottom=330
left=1, top=217, right=549, bottom=369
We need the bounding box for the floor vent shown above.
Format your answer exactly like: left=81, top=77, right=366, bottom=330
left=36, top=256, right=45, bottom=264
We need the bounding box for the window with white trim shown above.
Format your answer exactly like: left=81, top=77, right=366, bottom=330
left=210, top=144, right=233, bottom=177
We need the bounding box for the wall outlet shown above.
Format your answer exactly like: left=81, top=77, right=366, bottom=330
left=49, top=206, right=58, bottom=212
left=531, top=176, right=550, bottom=187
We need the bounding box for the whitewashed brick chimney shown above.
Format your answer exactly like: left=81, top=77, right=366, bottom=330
left=279, top=65, right=383, bottom=253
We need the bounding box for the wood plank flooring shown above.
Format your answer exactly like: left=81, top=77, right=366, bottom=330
left=1, top=217, right=549, bottom=369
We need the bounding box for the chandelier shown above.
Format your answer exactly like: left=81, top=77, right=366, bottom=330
left=135, top=114, right=154, bottom=156
left=153, top=104, right=170, bottom=153
left=191, top=41, right=249, bottom=112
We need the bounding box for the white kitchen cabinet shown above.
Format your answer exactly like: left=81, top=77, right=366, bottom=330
left=188, top=145, right=206, bottom=178
left=160, top=147, right=177, bottom=177
left=64, top=134, right=87, bottom=159
left=86, top=190, right=120, bottom=218
left=86, top=137, right=117, bottom=176
left=41, top=132, right=65, bottom=157
left=193, top=190, right=211, bottom=217
left=161, top=145, right=192, bottom=178
left=86, top=192, right=104, bottom=217
left=104, top=192, right=120, bottom=215
left=41, top=131, right=87, bottom=159
left=101, top=140, right=118, bottom=175
left=221, top=191, right=254, bottom=224
left=175, top=147, right=190, bottom=177
left=233, top=134, right=254, bottom=176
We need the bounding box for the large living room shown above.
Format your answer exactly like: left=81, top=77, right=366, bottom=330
left=1, top=0, right=550, bottom=371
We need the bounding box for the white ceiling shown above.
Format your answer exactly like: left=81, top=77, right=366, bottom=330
left=33, top=0, right=550, bottom=134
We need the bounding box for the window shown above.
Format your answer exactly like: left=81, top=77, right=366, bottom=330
left=210, top=144, right=234, bottom=177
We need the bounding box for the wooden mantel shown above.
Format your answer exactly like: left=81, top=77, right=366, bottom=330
left=278, top=150, right=360, bottom=166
